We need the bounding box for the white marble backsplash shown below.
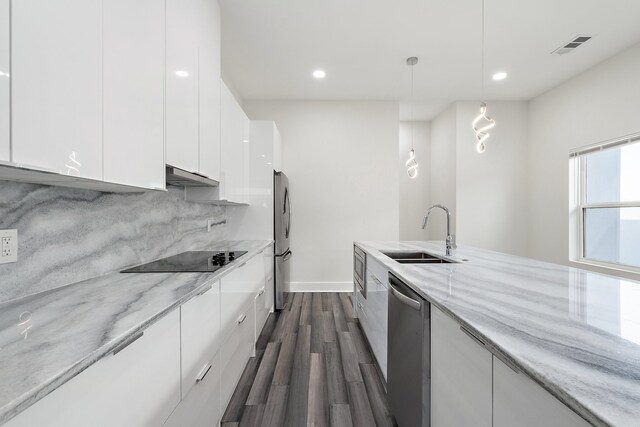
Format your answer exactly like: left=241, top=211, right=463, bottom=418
left=0, top=180, right=226, bottom=302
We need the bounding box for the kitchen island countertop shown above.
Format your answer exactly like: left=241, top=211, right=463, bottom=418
left=356, top=240, right=640, bottom=427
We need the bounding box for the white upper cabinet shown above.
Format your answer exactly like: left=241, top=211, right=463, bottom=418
left=197, top=0, right=221, bottom=181
left=166, top=0, right=200, bottom=173
left=103, top=0, right=165, bottom=189
left=220, top=81, right=247, bottom=203
left=0, top=0, right=9, bottom=162
left=11, top=0, right=103, bottom=179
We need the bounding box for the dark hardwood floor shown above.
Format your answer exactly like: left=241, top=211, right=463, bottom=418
left=221, top=292, right=396, bottom=427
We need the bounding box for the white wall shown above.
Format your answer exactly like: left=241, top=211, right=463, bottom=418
left=429, top=105, right=457, bottom=240
left=528, top=42, right=640, bottom=273
left=243, top=100, right=400, bottom=291
left=456, top=101, right=529, bottom=256
left=399, top=121, right=431, bottom=240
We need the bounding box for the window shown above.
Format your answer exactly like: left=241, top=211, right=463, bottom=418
left=572, top=134, right=640, bottom=271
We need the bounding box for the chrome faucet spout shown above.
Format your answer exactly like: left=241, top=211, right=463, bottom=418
left=421, top=204, right=456, bottom=256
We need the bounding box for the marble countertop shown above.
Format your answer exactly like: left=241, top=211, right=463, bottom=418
left=0, top=239, right=273, bottom=425
left=356, top=241, right=640, bottom=427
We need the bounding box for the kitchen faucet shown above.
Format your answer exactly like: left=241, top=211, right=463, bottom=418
left=422, top=204, right=456, bottom=256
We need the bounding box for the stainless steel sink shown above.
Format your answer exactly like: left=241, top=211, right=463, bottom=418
left=381, top=251, right=456, bottom=264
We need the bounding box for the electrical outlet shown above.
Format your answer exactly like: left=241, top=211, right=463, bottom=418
left=0, top=229, right=17, bottom=264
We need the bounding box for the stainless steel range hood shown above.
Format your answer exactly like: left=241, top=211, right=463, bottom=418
left=166, top=166, right=219, bottom=188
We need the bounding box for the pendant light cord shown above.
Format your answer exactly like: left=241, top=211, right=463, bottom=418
left=481, top=0, right=485, bottom=102
left=411, top=59, right=414, bottom=151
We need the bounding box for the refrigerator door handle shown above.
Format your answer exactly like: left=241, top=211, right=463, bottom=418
left=284, top=188, right=291, bottom=238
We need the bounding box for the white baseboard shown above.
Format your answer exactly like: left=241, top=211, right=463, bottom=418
left=285, top=281, right=353, bottom=292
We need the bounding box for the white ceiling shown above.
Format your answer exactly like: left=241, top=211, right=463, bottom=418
left=220, top=0, right=640, bottom=120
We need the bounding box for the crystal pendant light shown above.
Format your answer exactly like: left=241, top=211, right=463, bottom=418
left=406, top=56, right=419, bottom=178
left=472, top=0, right=496, bottom=153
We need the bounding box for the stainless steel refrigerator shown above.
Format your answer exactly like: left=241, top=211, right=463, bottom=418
left=274, top=171, right=291, bottom=310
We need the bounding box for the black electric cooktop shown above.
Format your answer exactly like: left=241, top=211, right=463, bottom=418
left=121, top=251, right=248, bottom=273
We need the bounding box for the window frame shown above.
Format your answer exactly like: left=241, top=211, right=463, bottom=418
left=573, top=133, right=640, bottom=274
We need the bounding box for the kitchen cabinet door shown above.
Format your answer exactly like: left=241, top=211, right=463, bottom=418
left=493, top=356, right=589, bottom=427
left=220, top=301, right=256, bottom=409
left=180, top=280, right=221, bottom=399
left=431, top=306, right=492, bottom=427
left=166, top=0, right=199, bottom=173
left=197, top=0, right=221, bottom=181
left=0, top=0, right=8, bottom=162
left=164, top=351, right=222, bottom=427
left=12, top=0, right=102, bottom=179
left=6, top=310, right=181, bottom=427
left=220, top=81, right=245, bottom=202
left=220, top=255, right=265, bottom=338
left=103, top=0, right=165, bottom=189
left=366, top=261, right=388, bottom=379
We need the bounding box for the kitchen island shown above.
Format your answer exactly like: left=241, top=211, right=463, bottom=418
left=355, top=241, right=640, bottom=427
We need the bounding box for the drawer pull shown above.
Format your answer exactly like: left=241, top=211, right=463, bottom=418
left=196, top=283, right=213, bottom=297
left=257, top=287, right=265, bottom=296
left=372, top=276, right=382, bottom=285
left=195, top=363, right=212, bottom=383
left=460, top=325, right=486, bottom=347
left=112, top=331, right=144, bottom=356
left=237, top=314, right=247, bottom=324
left=238, top=262, right=247, bottom=268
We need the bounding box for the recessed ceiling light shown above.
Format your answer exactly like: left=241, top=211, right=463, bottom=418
left=175, top=70, right=189, bottom=77
left=492, top=71, right=507, bottom=81
left=313, top=70, right=326, bottom=79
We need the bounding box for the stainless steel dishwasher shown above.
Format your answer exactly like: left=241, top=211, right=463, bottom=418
left=388, top=272, right=430, bottom=427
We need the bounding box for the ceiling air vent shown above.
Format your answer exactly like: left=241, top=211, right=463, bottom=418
left=552, top=35, right=592, bottom=55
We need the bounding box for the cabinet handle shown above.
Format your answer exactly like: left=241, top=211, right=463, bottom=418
left=258, top=287, right=265, bottom=296
left=112, top=331, right=144, bottom=356
left=372, top=276, right=382, bottom=286
left=237, top=314, right=247, bottom=324
left=238, top=262, right=247, bottom=268
left=195, top=283, right=213, bottom=297
left=460, top=325, right=486, bottom=347
left=195, top=363, right=213, bottom=383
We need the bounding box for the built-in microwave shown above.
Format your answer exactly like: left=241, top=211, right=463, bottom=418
left=353, top=245, right=366, bottom=298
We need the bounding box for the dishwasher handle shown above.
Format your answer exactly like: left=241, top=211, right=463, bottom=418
left=388, top=276, right=422, bottom=311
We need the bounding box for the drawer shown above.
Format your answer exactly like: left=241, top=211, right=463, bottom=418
left=164, top=351, right=221, bottom=427
left=220, top=302, right=256, bottom=408
left=355, top=290, right=371, bottom=338
left=7, top=310, right=181, bottom=427
left=366, top=256, right=388, bottom=288
left=180, top=279, right=221, bottom=398
left=255, top=285, right=270, bottom=341
left=221, top=255, right=265, bottom=338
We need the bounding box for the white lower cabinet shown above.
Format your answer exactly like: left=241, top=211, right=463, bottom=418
left=220, top=301, right=256, bottom=408
left=364, top=257, right=388, bottom=379
left=6, top=310, right=181, bottom=427
left=164, top=351, right=221, bottom=427
left=431, top=306, right=493, bottom=427
left=493, top=356, right=589, bottom=427
left=180, top=279, right=221, bottom=398
left=255, top=285, right=270, bottom=342
left=220, top=254, right=264, bottom=336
